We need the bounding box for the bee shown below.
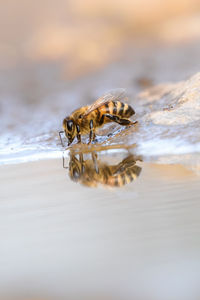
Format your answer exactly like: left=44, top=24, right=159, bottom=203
left=66, top=151, right=142, bottom=188
left=59, top=90, right=137, bottom=146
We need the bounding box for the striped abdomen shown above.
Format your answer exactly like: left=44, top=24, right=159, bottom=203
left=101, top=165, right=141, bottom=187
left=99, top=101, right=135, bottom=118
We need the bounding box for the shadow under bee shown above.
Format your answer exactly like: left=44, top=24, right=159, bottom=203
left=62, top=146, right=142, bottom=188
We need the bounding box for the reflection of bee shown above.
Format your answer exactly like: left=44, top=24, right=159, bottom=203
left=67, top=151, right=142, bottom=188
left=59, top=90, right=137, bottom=146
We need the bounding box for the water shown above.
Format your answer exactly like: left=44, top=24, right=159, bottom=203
left=1, top=158, right=200, bottom=300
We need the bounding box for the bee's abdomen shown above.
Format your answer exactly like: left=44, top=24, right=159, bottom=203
left=95, top=101, right=135, bottom=127
left=106, top=166, right=141, bottom=187
left=109, top=101, right=135, bottom=118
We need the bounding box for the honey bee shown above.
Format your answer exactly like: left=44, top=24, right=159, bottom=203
left=59, top=90, right=137, bottom=146
left=65, top=150, right=142, bottom=188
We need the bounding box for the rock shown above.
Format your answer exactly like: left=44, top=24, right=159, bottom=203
left=142, top=73, right=200, bottom=125
left=131, top=72, right=200, bottom=172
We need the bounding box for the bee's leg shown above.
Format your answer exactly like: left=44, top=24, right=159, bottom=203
left=91, top=151, right=99, bottom=173
left=93, top=131, right=96, bottom=141
left=62, top=156, right=68, bottom=169
left=76, top=124, right=81, bottom=143
left=79, top=152, right=85, bottom=174
left=104, top=114, right=137, bottom=126
left=89, top=120, right=95, bottom=143
left=59, top=131, right=65, bottom=147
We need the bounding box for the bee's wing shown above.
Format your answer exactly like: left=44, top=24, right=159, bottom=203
left=83, top=88, right=127, bottom=117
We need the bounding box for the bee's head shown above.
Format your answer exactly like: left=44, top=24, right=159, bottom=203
left=63, top=117, right=76, bottom=146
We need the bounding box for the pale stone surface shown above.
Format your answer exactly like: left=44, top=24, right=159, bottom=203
left=143, top=73, right=200, bottom=125
left=134, top=72, right=200, bottom=146
left=130, top=72, right=200, bottom=172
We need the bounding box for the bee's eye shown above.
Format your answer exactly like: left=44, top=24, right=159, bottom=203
left=67, top=120, right=73, bottom=131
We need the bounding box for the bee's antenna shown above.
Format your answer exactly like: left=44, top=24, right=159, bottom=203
left=59, top=131, right=65, bottom=147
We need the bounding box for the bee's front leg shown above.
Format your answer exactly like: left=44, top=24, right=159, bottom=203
left=76, top=124, right=81, bottom=143
left=59, top=130, right=65, bottom=147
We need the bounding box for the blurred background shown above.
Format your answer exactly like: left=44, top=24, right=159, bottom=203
left=1, top=0, right=200, bottom=82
